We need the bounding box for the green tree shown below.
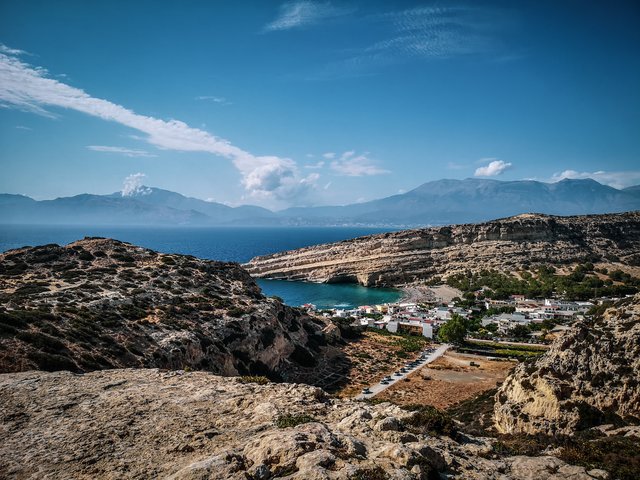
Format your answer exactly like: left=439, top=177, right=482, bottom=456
left=510, top=324, right=531, bottom=339
left=437, top=313, right=467, bottom=344
left=485, top=322, right=499, bottom=333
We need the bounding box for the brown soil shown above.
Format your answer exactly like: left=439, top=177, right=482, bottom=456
left=333, top=330, right=429, bottom=398
left=377, top=351, right=516, bottom=409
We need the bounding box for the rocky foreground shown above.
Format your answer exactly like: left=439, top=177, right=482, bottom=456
left=0, top=368, right=611, bottom=480
left=0, top=238, right=344, bottom=384
left=244, top=212, right=640, bottom=287
left=2, top=237, right=640, bottom=479
left=495, top=293, right=640, bottom=436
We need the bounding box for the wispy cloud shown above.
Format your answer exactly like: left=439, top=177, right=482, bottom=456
left=305, top=160, right=325, bottom=169
left=0, top=46, right=316, bottom=204
left=447, top=161, right=465, bottom=170
left=0, top=44, right=28, bottom=56
left=263, top=1, right=352, bottom=32
left=15, top=125, right=32, bottom=131
left=330, top=151, right=390, bottom=176
left=87, top=145, right=157, bottom=158
left=474, top=159, right=512, bottom=177
left=322, top=152, right=336, bottom=159
left=549, top=169, right=640, bottom=190
left=376, top=6, right=509, bottom=58
left=305, top=5, right=517, bottom=79
left=195, top=95, right=231, bottom=105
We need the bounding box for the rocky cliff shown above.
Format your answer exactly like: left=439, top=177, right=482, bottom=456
left=494, top=293, right=640, bottom=435
left=0, top=368, right=610, bottom=480
left=0, top=238, right=342, bottom=384
left=244, top=212, right=640, bottom=287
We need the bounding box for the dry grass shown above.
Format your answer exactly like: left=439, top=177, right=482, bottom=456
left=376, top=351, right=515, bottom=409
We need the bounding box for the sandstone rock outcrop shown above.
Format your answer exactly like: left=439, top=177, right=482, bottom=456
left=0, top=238, right=342, bottom=383
left=0, top=368, right=609, bottom=479
left=244, top=212, right=640, bottom=287
left=494, top=293, right=640, bottom=435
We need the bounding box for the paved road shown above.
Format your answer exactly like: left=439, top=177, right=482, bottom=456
left=355, top=343, right=450, bottom=400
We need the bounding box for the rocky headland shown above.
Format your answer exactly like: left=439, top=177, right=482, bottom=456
left=244, top=212, right=640, bottom=287
left=0, top=238, right=344, bottom=384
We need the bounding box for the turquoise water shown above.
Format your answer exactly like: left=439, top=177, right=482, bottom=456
left=0, top=224, right=400, bottom=308
left=257, top=279, right=401, bottom=309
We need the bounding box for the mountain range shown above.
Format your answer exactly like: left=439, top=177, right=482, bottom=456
left=1, top=178, right=639, bottom=227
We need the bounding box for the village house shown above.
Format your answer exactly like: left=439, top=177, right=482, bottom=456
left=482, top=312, right=531, bottom=334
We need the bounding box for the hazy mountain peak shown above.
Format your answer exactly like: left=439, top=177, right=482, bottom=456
left=2, top=178, right=639, bottom=227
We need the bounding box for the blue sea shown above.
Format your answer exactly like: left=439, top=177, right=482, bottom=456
left=0, top=224, right=402, bottom=309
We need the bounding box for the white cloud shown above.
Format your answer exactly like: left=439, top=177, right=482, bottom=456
left=122, top=173, right=152, bottom=197
left=0, top=44, right=28, bottom=56
left=0, top=46, right=313, bottom=204
left=474, top=159, right=512, bottom=177
left=305, top=160, right=325, bottom=169
left=195, top=95, right=230, bottom=105
left=322, top=152, right=336, bottom=159
left=549, top=170, right=640, bottom=190
left=87, top=145, right=157, bottom=158
left=15, top=125, right=32, bottom=130
left=323, top=181, right=332, bottom=190
left=263, top=1, right=352, bottom=32
left=330, top=151, right=390, bottom=176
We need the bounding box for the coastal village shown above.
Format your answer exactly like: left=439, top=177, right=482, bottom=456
left=302, top=288, right=606, bottom=343
left=298, top=280, right=637, bottom=408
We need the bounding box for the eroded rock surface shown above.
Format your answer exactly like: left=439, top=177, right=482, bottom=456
left=0, top=369, right=607, bottom=479
left=244, top=212, right=640, bottom=286
left=494, top=294, right=640, bottom=435
left=0, top=238, right=341, bottom=384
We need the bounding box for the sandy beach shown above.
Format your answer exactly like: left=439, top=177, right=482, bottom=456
left=399, top=284, right=462, bottom=304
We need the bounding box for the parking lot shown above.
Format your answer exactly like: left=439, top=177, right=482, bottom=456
left=355, top=343, right=450, bottom=399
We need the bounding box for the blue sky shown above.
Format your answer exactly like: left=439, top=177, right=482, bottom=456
left=1, top=0, right=639, bottom=209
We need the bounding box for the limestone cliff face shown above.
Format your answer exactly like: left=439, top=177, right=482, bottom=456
left=244, top=212, right=640, bottom=287
left=494, top=294, right=640, bottom=435
left=0, top=369, right=609, bottom=480
left=0, top=238, right=339, bottom=383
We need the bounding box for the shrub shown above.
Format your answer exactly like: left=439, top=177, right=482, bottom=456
left=78, top=251, right=94, bottom=261
left=559, top=436, right=640, bottom=480
left=17, top=331, right=66, bottom=352
left=402, top=404, right=457, bottom=437
left=274, top=414, right=315, bottom=428
left=28, top=351, right=78, bottom=372
left=13, top=283, right=49, bottom=297
left=226, top=307, right=246, bottom=318
left=491, top=433, right=554, bottom=456
left=350, top=466, right=389, bottom=480
left=109, top=253, right=134, bottom=262
left=160, top=256, right=176, bottom=265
